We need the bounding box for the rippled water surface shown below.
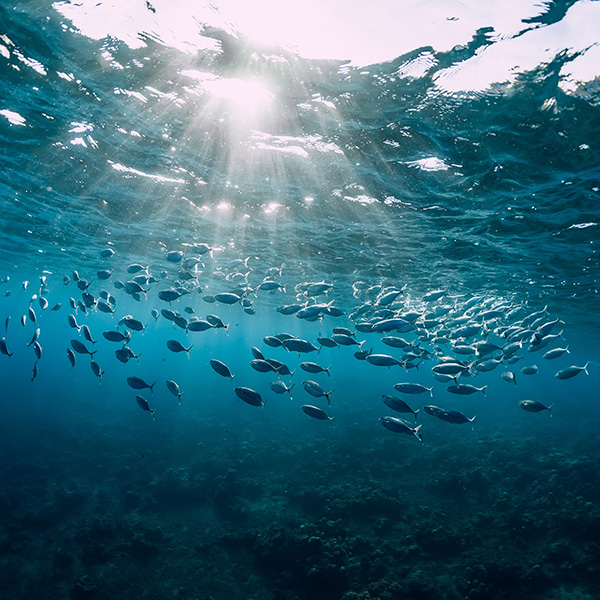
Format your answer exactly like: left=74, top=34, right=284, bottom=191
left=1, top=2, right=599, bottom=599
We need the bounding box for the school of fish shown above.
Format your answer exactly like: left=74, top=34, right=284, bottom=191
left=0, top=244, right=590, bottom=441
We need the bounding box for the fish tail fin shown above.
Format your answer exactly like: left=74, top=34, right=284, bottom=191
left=90, top=350, right=98, bottom=357
left=186, top=346, right=193, bottom=358
left=565, top=346, right=570, bottom=354
left=414, top=408, right=420, bottom=422
left=547, top=404, right=554, bottom=416
left=326, top=366, right=332, bottom=377
left=150, top=381, right=156, bottom=393
left=584, top=361, right=589, bottom=375
left=481, top=385, right=488, bottom=396
left=429, top=386, right=433, bottom=397
left=325, top=389, right=336, bottom=406
left=414, top=424, right=423, bottom=442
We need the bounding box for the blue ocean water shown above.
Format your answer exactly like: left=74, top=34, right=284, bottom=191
left=1, top=2, right=599, bottom=599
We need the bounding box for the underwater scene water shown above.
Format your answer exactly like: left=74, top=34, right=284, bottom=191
left=1, top=1, right=600, bottom=599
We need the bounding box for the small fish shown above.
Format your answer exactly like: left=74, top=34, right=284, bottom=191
left=366, top=354, right=402, bottom=368
left=393, top=382, right=433, bottom=396
left=282, top=338, right=320, bottom=355
left=126, top=264, right=147, bottom=274
left=424, top=406, right=476, bottom=425
left=96, top=300, right=114, bottom=314
left=166, top=379, right=184, bottom=404
left=234, top=386, right=264, bottom=407
left=28, top=307, right=37, bottom=323
left=251, top=359, right=279, bottom=373
left=4, top=315, right=10, bottom=332
left=250, top=346, right=265, bottom=360
left=70, top=339, right=96, bottom=357
left=90, top=361, right=105, bottom=382
left=0, top=337, right=14, bottom=357
left=158, top=289, right=182, bottom=303
left=519, top=399, right=553, bottom=414
left=209, top=359, right=234, bottom=378
left=166, top=250, right=184, bottom=263
left=379, top=416, right=423, bottom=441
left=103, top=330, right=131, bottom=343
left=270, top=380, right=295, bottom=398
left=38, top=296, right=49, bottom=310
left=501, top=371, right=517, bottom=385
left=81, top=324, right=97, bottom=344
left=206, top=314, right=229, bottom=332
left=26, top=328, right=41, bottom=346
left=135, top=395, right=157, bottom=418
left=151, top=309, right=160, bottom=321
left=127, top=376, right=156, bottom=393
left=300, top=362, right=331, bottom=377
left=215, top=292, right=242, bottom=305
left=97, top=269, right=113, bottom=280
left=447, top=384, right=487, bottom=396
left=32, top=341, right=42, bottom=361
left=67, top=347, right=76, bottom=368
left=99, top=248, right=115, bottom=258
left=555, top=363, right=589, bottom=380
left=542, top=347, right=569, bottom=360
left=381, top=395, right=419, bottom=421
left=166, top=339, right=192, bottom=357
left=521, top=365, right=538, bottom=375
left=31, top=361, right=38, bottom=382
left=119, top=316, right=146, bottom=332
left=187, top=319, right=213, bottom=332
left=50, top=303, right=62, bottom=311
left=302, top=380, right=335, bottom=405
left=301, top=405, right=333, bottom=421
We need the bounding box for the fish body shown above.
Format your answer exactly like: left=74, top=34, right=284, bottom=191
left=519, top=399, right=552, bottom=413
left=70, top=339, right=96, bottom=357
left=501, top=371, right=517, bottom=385
left=372, top=318, right=411, bottom=333
left=103, top=330, right=131, bottom=343
left=300, top=362, right=331, bottom=376
left=115, top=347, right=140, bottom=364
left=271, top=381, right=294, bottom=398
left=555, top=363, right=589, bottom=380
left=393, top=382, right=433, bottom=396
left=135, top=395, right=156, bottom=418
left=366, top=354, right=402, bottom=367
left=215, top=292, right=242, bottom=305
left=302, top=380, right=335, bottom=405
left=301, top=405, right=333, bottom=420
left=447, top=384, right=487, bottom=396
left=282, top=338, right=319, bottom=355
left=0, top=337, right=14, bottom=357
left=379, top=416, right=423, bottom=441
left=166, top=340, right=192, bottom=357
left=234, top=386, right=264, bottom=407
left=424, top=406, right=475, bottom=425
left=210, top=359, right=234, bottom=378
left=251, top=359, right=278, bottom=373
left=542, top=347, right=569, bottom=360
left=331, top=333, right=363, bottom=347
left=381, top=395, right=419, bottom=420
left=127, top=376, right=156, bottom=392
left=166, top=380, right=184, bottom=403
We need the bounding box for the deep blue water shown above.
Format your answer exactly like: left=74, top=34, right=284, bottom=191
left=1, top=2, right=599, bottom=599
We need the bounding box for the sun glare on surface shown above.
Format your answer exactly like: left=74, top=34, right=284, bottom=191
left=204, top=77, right=274, bottom=117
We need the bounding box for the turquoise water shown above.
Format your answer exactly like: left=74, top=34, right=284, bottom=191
left=1, top=2, right=599, bottom=599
